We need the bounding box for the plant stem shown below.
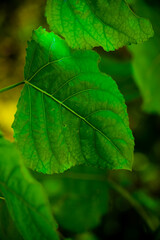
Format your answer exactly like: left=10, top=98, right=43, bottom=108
left=0, top=81, right=25, bottom=94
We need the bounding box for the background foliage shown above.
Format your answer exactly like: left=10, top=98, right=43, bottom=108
left=0, top=0, right=160, bottom=239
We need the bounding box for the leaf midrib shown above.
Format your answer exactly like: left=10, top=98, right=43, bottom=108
left=25, top=80, right=127, bottom=161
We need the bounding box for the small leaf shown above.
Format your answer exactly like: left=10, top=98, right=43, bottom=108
left=46, top=0, right=154, bottom=51
left=0, top=133, right=59, bottom=240
left=42, top=166, right=109, bottom=233
left=13, top=27, right=134, bottom=174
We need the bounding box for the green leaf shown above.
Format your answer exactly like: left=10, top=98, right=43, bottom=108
left=13, top=27, right=134, bottom=174
left=129, top=0, right=160, bottom=113
left=126, top=0, right=136, bottom=4
left=42, top=166, right=109, bottom=233
left=0, top=201, right=23, bottom=240
left=0, top=133, right=59, bottom=240
left=45, top=0, right=153, bottom=51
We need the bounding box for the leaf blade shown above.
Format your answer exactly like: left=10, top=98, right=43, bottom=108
left=46, top=0, right=154, bottom=51
left=0, top=133, right=59, bottom=240
left=13, top=27, right=134, bottom=174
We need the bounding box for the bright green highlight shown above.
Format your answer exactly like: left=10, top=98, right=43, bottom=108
left=0, top=132, right=59, bottom=240
left=46, top=0, right=154, bottom=51
left=13, top=27, right=134, bottom=174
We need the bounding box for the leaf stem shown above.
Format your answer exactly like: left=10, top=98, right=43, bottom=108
left=0, top=81, right=25, bottom=94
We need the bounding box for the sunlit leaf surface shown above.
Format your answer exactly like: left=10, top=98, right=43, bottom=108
left=13, top=27, right=134, bottom=174
left=46, top=0, right=153, bottom=51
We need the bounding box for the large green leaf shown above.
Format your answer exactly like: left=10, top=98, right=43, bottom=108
left=41, top=166, right=109, bottom=233
left=129, top=0, right=160, bottom=113
left=13, top=27, right=134, bottom=174
left=45, top=0, right=153, bottom=51
left=0, top=132, right=59, bottom=240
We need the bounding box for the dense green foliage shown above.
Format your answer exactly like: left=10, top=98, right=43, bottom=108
left=0, top=0, right=160, bottom=239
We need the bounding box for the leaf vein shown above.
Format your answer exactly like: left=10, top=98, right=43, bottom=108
left=25, top=81, right=127, bottom=161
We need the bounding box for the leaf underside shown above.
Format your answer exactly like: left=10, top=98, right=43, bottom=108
left=0, top=132, right=59, bottom=240
left=46, top=0, right=154, bottom=51
left=13, top=27, right=134, bottom=174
